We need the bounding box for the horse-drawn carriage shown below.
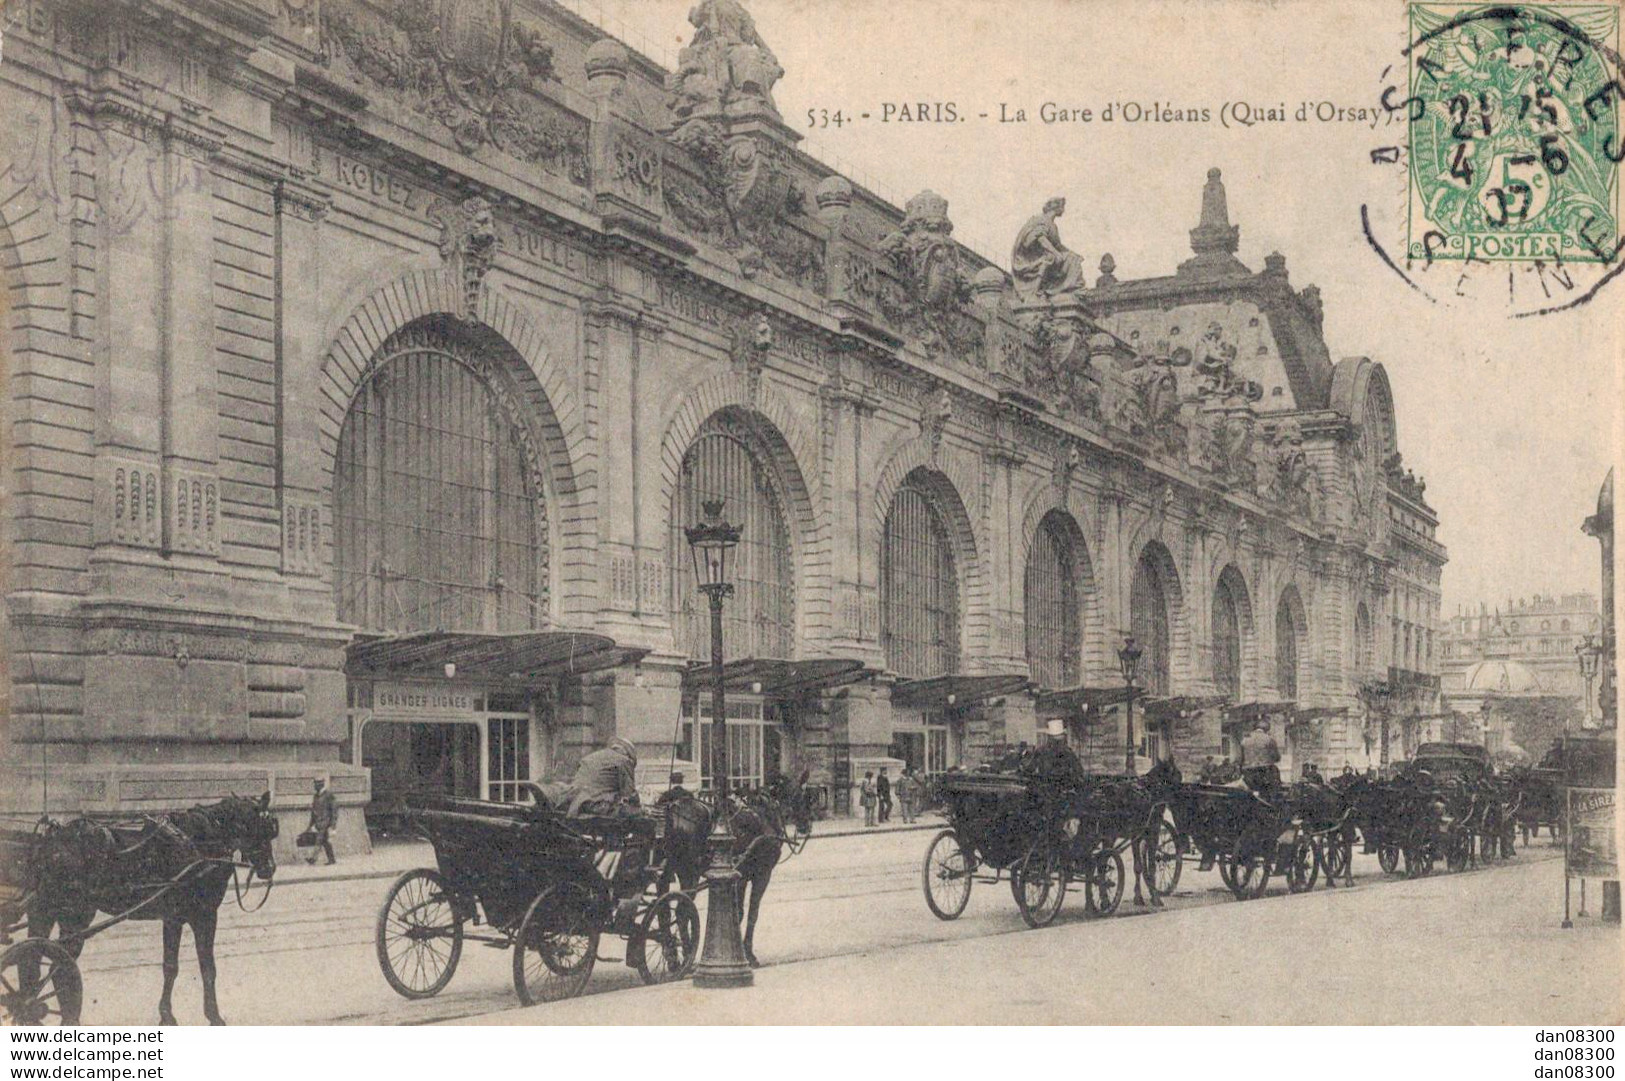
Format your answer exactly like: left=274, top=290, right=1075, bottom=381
left=1, top=795, right=279, bottom=1027
left=375, top=791, right=701, bottom=1005
left=1162, top=782, right=1328, bottom=899
left=921, top=762, right=1169, bottom=928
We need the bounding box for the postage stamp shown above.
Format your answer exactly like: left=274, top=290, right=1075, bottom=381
left=1403, top=3, right=1622, bottom=266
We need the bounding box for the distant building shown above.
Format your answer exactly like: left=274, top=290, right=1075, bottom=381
left=1441, top=594, right=1602, bottom=702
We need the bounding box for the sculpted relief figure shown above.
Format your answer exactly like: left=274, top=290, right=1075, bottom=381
left=881, top=190, right=966, bottom=310
left=1263, top=423, right=1317, bottom=518
left=667, top=0, right=784, bottom=121
left=1011, top=197, right=1087, bottom=302
left=1111, top=346, right=1188, bottom=454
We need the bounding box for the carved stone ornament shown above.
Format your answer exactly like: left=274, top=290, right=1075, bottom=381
left=1189, top=321, right=1261, bottom=405
left=730, top=311, right=775, bottom=403
left=1261, top=421, right=1319, bottom=520
left=430, top=195, right=497, bottom=320
left=1109, top=346, right=1187, bottom=457
left=319, top=0, right=588, bottom=182
left=921, top=386, right=953, bottom=463
left=1028, top=315, right=1101, bottom=420
left=876, top=190, right=984, bottom=359
left=1010, top=196, right=1087, bottom=303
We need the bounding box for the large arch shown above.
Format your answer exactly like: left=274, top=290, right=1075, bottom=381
left=667, top=405, right=816, bottom=659
left=871, top=438, right=986, bottom=660
left=657, top=373, right=825, bottom=644
left=880, top=466, right=977, bottom=678
left=1129, top=539, right=1185, bottom=696
left=1212, top=563, right=1256, bottom=703
left=1024, top=509, right=1092, bottom=690
left=1276, top=583, right=1310, bottom=700
left=316, top=274, right=589, bottom=620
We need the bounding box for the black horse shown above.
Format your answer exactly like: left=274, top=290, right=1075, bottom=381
left=655, top=771, right=812, bottom=967
left=27, top=794, right=278, bottom=1025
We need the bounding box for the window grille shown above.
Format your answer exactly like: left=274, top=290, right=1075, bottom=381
left=672, top=419, right=795, bottom=661
left=1212, top=576, right=1242, bottom=703
left=1129, top=554, right=1171, bottom=695
left=679, top=697, right=767, bottom=790
left=487, top=715, right=530, bottom=803
left=1025, top=513, right=1080, bottom=690
left=1277, top=594, right=1300, bottom=699
left=881, top=475, right=960, bottom=678
left=334, top=342, right=543, bottom=633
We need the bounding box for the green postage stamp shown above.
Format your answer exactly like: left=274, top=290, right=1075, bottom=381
left=1405, top=3, right=1622, bottom=264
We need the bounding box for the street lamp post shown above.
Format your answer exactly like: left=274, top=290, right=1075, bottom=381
left=1118, top=637, right=1143, bottom=776
left=1577, top=635, right=1601, bottom=729
left=684, top=499, right=753, bottom=989
left=1480, top=699, right=1493, bottom=755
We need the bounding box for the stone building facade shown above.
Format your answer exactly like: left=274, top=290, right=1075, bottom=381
left=1442, top=593, right=1602, bottom=703
left=0, top=0, right=1445, bottom=849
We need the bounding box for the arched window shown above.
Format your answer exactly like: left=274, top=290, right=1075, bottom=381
left=334, top=334, right=545, bottom=633
left=1211, top=571, right=1244, bottom=703
left=672, top=414, right=795, bottom=661
left=1276, top=589, right=1303, bottom=699
left=1025, top=512, right=1081, bottom=689
left=882, top=471, right=960, bottom=678
left=1130, top=549, right=1173, bottom=695
left=1355, top=602, right=1374, bottom=676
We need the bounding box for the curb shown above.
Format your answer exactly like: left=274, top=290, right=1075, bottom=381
left=273, top=818, right=945, bottom=889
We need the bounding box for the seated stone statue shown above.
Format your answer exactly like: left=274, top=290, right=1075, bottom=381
left=1011, top=197, right=1086, bottom=301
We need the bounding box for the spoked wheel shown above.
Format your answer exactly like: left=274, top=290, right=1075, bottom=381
left=922, top=829, right=974, bottom=921
left=1377, top=844, right=1401, bottom=875
left=0, top=939, right=82, bottom=1026
left=1321, top=837, right=1350, bottom=883
left=630, top=891, right=699, bottom=985
left=1084, top=849, right=1126, bottom=917
left=1285, top=837, right=1318, bottom=894
left=1227, top=845, right=1271, bottom=900
left=514, top=882, right=601, bottom=1005
left=375, top=868, right=464, bottom=999
left=1147, top=820, right=1184, bottom=897
left=1403, top=845, right=1433, bottom=879
left=1446, top=832, right=1471, bottom=874
left=1011, top=842, right=1069, bottom=929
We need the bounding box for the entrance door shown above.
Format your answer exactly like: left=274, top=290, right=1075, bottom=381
left=362, top=720, right=481, bottom=821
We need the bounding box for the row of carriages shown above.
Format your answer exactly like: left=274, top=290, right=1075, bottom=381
left=921, top=744, right=1565, bottom=928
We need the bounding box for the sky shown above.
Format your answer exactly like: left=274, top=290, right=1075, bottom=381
left=580, top=0, right=1621, bottom=616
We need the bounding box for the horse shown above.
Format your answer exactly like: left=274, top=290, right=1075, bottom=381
left=654, top=771, right=812, bottom=967
left=26, top=793, right=278, bottom=1025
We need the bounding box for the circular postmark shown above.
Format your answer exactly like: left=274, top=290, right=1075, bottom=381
left=1365, top=3, right=1624, bottom=317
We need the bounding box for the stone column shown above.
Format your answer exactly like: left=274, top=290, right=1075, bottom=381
left=585, top=297, right=647, bottom=642
left=819, top=368, right=880, bottom=663
left=274, top=176, right=332, bottom=587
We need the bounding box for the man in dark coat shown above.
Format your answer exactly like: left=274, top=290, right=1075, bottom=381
left=877, top=767, right=893, bottom=823
left=1240, top=719, right=1282, bottom=797
left=567, top=737, right=641, bottom=816
left=305, top=778, right=337, bottom=866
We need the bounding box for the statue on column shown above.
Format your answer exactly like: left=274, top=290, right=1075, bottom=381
left=1011, top=197, right=1087, bottom=302
left=667, top=0, right=784, bottom=121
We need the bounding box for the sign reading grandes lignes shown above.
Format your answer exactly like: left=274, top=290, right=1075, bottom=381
left=373, top=684, right=476, bottom=714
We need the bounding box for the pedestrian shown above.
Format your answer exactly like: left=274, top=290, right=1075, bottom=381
left=1199, top=755, right=1218, bottom=783
left=305, top=777, right=337, bottom=866
left=1239, top=719, right=1282, bottom=797
left=877, top=767, right=892, bottom=823
left=896, top=768, right=917, bottom=823
left=859, top=771, right=877, bottom=827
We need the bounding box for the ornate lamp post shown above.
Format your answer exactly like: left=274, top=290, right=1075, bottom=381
left=1118, top=636, right=1143, bottom=775
left=684, top=499, right=752, bottom=989
left=1576, top=635, right=1602, bottom=729
left=1480, top=699, right=1493, bottom=755
left=1359, top=681, right=1392, bottom=769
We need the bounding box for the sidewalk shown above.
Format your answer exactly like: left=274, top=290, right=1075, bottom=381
left=461, top=854, right=1619, bottom=1026
left=275, top=813, right=941, bottom=888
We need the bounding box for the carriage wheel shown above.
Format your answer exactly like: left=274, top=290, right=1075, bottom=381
left=1285, top=838, right=1318, bottom=894
left=1402, top=845, right=1433, bottom=878
left=513, top=883, right=600, bottom=1005
left=1010, top=842, right=1068, bottom=929
left=375, top=868, right=463, bottom=1000
left=1377, top=844, right=1401, bottom=875
left=1216, top=853, right=1236, bottom=892
left=630, top=891, right=699, bottom=986
left=922, top=830, right=974, bottom=921
left=1321, top=837, right=1350, bottom=882
left=1446, top=832, right=1471, bottom=874
left=1085, top=850, right=1126, bottom=917
left=0, top=940, right=82, bottom=1026
left=1227, top=850, right=1270, bottom=900
left=1148, top=821, right=1183, bottom=897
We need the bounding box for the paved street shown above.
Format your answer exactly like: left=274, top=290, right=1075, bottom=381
left=56, top=821, right=1603, bottom=1026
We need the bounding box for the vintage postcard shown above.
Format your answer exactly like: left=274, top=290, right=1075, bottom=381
left=0, top=0, right=1618, bottom=1031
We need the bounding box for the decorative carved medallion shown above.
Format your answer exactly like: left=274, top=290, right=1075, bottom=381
left=429, top=195, right=496, bottom=320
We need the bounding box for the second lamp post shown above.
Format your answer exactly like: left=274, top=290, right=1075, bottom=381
left=1118, top=636, right=1143, bottom=775
left=684, top=498, right=753, bottom=989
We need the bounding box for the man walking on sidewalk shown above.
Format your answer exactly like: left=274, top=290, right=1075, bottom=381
left=877, top=767, right=893, bottom=823
left=306, top=777, right=338, bottom=866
